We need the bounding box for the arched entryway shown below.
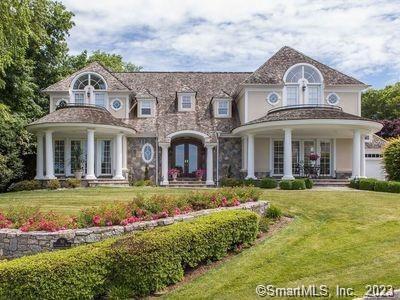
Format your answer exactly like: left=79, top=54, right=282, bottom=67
left=170, top=137, right=205, bottom=178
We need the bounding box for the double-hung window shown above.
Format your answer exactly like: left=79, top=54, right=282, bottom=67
left=54, top=140, right=65, bottom=175
left=181, top=95, right=192, bottom=109
left=286, top=86, right=298, bottom=106
left=218, top=100, right=229, bottom=116
left=94, top=92, right=106, bottom=107
left=140, top=100, right=152, bottom=116
left=74, top=92, right=85, bottom=104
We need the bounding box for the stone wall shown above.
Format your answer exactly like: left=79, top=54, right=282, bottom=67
left=0, top=201, right=267, bottom=259
left=218, top=137, right=243, bottom=181
left=127, top=137, right=157, bottom=184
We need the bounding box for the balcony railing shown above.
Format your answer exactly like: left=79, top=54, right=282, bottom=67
left=55, top=103, right=108, bottom=111
left=268, top=104, right=342, bottom=114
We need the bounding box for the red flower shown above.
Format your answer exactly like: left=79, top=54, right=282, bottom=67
left=232, top=198, right=241, bottom=206
left=92, top=215, right=101, bottom=226
left=174, top=208, right=181, bottom=216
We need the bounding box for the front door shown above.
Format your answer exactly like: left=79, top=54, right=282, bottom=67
left=172, top=139, right=203, bottom=177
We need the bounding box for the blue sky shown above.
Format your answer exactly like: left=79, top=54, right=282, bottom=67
left=61, top=0, right=400, bottom=88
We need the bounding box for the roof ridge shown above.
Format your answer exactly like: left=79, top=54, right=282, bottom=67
left=112, top=71, right=253, bottom=74
left=91, top=61, right=132, bottom=90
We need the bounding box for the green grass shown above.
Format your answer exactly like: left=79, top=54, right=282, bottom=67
left=0, top=188, right=399, bottom=299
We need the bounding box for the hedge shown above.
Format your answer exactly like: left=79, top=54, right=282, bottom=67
left=0, top=210, right=259, bottom=299
left=279, top=180, right=292, bottom=190
left=108, top=210, right=259, bottom=298
left=259, top=177, right=278, bottom=189
left=0, top=239, right=114, bottom=300
left=350, top=178, right=400, bottom=193
left=279, top=179, right=307, bottom=190
left=7, top=180, right=41, bottom=192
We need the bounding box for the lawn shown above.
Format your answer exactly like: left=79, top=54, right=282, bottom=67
left=0, top=187, right=399, bottom=299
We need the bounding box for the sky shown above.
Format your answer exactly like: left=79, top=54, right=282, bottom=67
left=61, top=0, right=400, bottom=88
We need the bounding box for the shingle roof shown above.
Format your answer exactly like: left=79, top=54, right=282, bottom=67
left=365, top=134, right=387, bottom=149
left=244, top=46, right=366, bottom=86
left=43, top=62, right=130, bottom=92
left=29, top=105, right=134, bottom=130
left=244, top=106, right=371, bottom=126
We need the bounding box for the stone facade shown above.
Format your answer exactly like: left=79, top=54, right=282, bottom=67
left=127, top=137, right=157, bottom=184
left=0, top=201, right=267, bottom=259
left=218, top=137, right=243, bottom=181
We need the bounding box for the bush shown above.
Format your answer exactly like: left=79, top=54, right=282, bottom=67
left=109, top=210, right=259, bottom=298
left=7, top=180, right=41, bottom=192
left=66, top=178, right=81, bottom=188
left=349, top=178, right=360, bottom=189
left=291, top=179, right=306, bottom=190
left=46, top=179, right=60, bottom=190
left=265, top=205, right=282, bottom=219
left=279, top=180, right=292, bottom=190
left=258, top=216, right=270, bottom=233
left=243, top=178, right=258, bottom=187
left=373, top=180, right=389, bottom=192
left=387, top=181, right=400, bottom=193
left=0, top=239, right=114, bottom=300
left=304, top=178, right=313, bottom=189
left=359, top=178, right=378, bottom=191
left=383, top=137, right=400, bottom=181
left=134, top=179, right=154, bottom=187
left=220, top=177, right=242, bottom=187
left=259, top=177, right=277, bottom=189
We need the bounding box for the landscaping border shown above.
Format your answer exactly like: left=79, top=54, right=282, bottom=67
left=0, top=201, right=267, bottom=259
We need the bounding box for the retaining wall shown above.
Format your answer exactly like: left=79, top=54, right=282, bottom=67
left=0, top=201, right=267, bottom=259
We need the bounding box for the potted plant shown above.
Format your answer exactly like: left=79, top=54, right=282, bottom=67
left=309, top=152, right=320, bottom=166
left=71, top=146, right=85, bottom=179
left=195, top=169, right=205, bottom=181
left=168, top=168, right=180, bottom=181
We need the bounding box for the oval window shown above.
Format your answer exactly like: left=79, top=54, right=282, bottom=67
left=112, top=99, right=122, bottom=110
left=142, top=143, right=154, bottom=163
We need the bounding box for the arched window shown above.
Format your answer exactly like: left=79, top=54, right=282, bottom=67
left=71, top=73, right=107, bottom=107
left=283, top=64, right=323, bottom=106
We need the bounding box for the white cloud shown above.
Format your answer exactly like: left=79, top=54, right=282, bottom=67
left=61, top=0, right=400, bottom=85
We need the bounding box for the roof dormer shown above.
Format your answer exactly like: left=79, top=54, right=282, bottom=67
left=177, top=85, right=196, bottom=112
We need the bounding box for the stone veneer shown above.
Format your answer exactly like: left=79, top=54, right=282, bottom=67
left=218, top=137, right=243, bottom=181
left=127, top=137, right=157, bottom=184
left=0, top=201, right=267, bottom=259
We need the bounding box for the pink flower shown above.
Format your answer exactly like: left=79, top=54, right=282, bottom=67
left=120, top=219, right=128, bottom=226
left=92, top=215, right=101, bottom=226
left=106, top=221, right=113, bottom=226
left=232, top=198, right=241, bottom=206
left=174, top=208, right=181, bottom=216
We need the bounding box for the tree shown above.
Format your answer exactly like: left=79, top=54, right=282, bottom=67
left=362, top=83, right=400, bottom=120
left=64, top=50, right=142, bottom=74
left=382, top=137, right=400, bottom=181
left=376, top=119, right=400, bottom=139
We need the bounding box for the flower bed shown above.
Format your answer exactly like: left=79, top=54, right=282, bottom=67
left=0, top=187, right=261, bottom=232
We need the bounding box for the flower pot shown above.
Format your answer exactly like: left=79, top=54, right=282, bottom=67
left=74, top=171, right=83, bottom=179
left=172, top=173, right=178, bottom=181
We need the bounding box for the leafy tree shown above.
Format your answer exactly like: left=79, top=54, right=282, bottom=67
left=0, top=104, right=32, bottom=191
left=64, top=50, right=142, bottom=74
left=362, top=83, right=400, bottom=120
left=382, top=137, right=400, bottom=181
left=376, top=119, right=400, bottom=139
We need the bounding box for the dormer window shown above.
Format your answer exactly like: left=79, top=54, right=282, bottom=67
left=71, top=73, right=107, bottom=106
left=283, top=64, right=323, bottom=106
left=212, top=98, right=232, bottom=118
left=138, top=99, right=155, bottom=117
left=178, top=93, right=195, bottom=111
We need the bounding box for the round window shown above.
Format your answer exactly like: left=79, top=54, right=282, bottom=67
left=267, top=92, right=279, bottom=105
left=142, top=143, right=154, bottom=163
left=56, top=99, right=67, bottom=107
left=112, top=99, right=122, bottom=110
left=326, top=93, right=340, bottom=105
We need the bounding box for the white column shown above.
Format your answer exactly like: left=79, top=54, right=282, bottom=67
left=44, top=130, right=55, bottom=179
left=360, top=134, right=366, bottom=178
left=246, top=134, right=256, bottom=179
left=352, top=129, right=361, bottom=178
left=35, top=133, right=44, bottom=179
left=85, top=129, right=97, bottom=180
left=205, top=144, right=216, bottom=185
left=113, top=133, right=124, bottom=180
left=333, top=138, right=337, bottom=178
left=160, top=143, right=170, bottom=185
left=282, top=128, right=294, bottom=180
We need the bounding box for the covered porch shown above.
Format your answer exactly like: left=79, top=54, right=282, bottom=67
left=233, top=106, right=383, bottom=180
left=27, top=105, right=136, bottom=182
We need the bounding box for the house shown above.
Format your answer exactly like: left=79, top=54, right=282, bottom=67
left=27, top=46, right=384, bottom=186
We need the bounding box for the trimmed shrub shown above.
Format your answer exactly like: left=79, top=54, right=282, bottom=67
left=243, top=178, right=258, bottom=187
left=220, top=177, right=242, bottom=187
left=374, top=180, right=389, bottom=192
left=291, top=179, right=306, bottom=190
left=265, top=205, right=282, bottom=219
left=66, top=178, right=81, bottom=188
left=134, top=179, right=154, bottom=187
left=359, top=178, right=378, bottom=191
left=0, top=239, right=114, bottom=300
left=108, top=210, right=259, bottom=298
left=304, top=178, right=313, bottom=189
left=46, top=179, right=60, bottom=190
left=279, top=180, right=292, bottom=190
left=259, top=177, right=278, bottom=189
left=382, top=137, right=400, bottom=181
left=7, top=180, right=41, bottom=192
left=349, top=178, right=360, bottom=189
left=387, top=181, right=400, bottom=193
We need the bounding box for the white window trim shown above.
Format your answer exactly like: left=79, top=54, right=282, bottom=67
left=111, top=98, right=123, bottom=111
left=70, top=72, right=107, bottom=105
left=178, top=93, right=195, bottom=112
left=56, top=98, right=68, bottom=106
left=53, top=139, right=66, bottom=175
left=141, top=143, right=154, bottom=163
left=326, top=92, right=340, bottom=105
left=97, top=139, right=113, bottom=176
left=266, top=92, right=280, bottom=106
left=214, top=99, right=231, bottom=118
left=138, top=99, right=155, bottom=118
